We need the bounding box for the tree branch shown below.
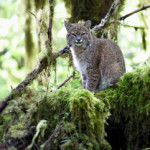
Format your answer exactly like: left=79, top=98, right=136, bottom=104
left=48, top=0, right=54, bottom=46
left=0, top=57, right=48, bottom=113
left=53, top=46, right=70, bottom=58
left=121, top=24, right=144, bottom=30
left=0, top=44, right=71, bottom=113
left=92, top=0, right=120, bottom=31
left=28, top=11, right=37, bottom=19
left=56, top=75, right=73, bottom=90
left=118, top=5, right=150, bottom=20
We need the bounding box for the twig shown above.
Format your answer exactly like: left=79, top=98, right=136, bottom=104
left=121, top=24, right=144, bottom=30
left=118, top=5, right=150, bottom=20
left=28, top=11, right=37, bottom=19
left=56, top=75, right=73, bottom=90
left=48, top=0, right=54, bottom=46
left=0, top=48, right=7, bottom=56
left=43, top=122, right=63, bottom=149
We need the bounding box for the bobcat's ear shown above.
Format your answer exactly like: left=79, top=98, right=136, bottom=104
left=84, top=20, right=91, bottom=29
left=64, top=21, right=72, bottom=32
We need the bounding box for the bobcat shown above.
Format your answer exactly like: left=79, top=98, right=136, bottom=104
left=64, top=20, right=125, bottom=91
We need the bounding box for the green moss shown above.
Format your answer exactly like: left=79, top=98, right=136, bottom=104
left=0, top=112, right=12, bottom=141
left=96, top=62, right=150, bottom=149
left=7, top=123, right=27, bottom=138
left=0, top=87, right=110, bottom=149
left=3, top=62, right=150, bottom=149
left=33, top=88, right=110, bottom=149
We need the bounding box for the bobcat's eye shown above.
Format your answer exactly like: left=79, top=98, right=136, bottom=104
left=81, top=33, right=85, bottom=36
left=72, top=33, right=76, bottom=37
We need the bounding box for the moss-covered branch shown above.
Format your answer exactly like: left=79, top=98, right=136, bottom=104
left=0, top=56, right=48, bottom=113
left=0, top=45, right=71, bottom=113
left=0, top=88, right=110, bottom=149
left=96, top=62, right=150, bottom=149
left=48, top=0, right=54, bottom=46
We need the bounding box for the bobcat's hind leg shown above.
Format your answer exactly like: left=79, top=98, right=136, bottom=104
left=99, top=63, right=125, bottom=90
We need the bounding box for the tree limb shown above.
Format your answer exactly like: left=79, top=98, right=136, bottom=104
left=0, top=57, right=48, bottom=113
left=28, top=11, right=37, bottom=19
left=0, top=45, right=70, bottom=113
left=56, top=75, right=73, bottom=90
left=118, top=4, right=150, bottom=20
left=0, top=130, right=35, bottom=149
left=53, top=46, right=70, bottom=58
left=48, top=0, right=54, bottom=46
left=121, top=24, right=144, bottom=30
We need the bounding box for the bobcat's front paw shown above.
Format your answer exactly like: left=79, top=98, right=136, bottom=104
left=86, top=86, right=95, bottom=92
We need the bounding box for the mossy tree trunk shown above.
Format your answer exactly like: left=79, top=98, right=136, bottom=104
left=24, top=0, right=35, bottom=72
left=34, top=0, right=47, bottom=53
left=24, top=0, right=47, bottom=72
left=63, top=0, right=114, bottom=27
left=63, top=0, right=126, bottom=39
left=34, top=0, right=46, bottom=12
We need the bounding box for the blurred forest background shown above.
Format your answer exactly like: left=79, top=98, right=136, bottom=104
left=0, top=0, right=150, bottom=99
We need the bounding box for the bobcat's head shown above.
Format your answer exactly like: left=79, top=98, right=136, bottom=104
left=64, top=20, right=92, bottom=48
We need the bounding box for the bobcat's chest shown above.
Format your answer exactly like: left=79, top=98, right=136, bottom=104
left=70, top=48, right=87, bottom=75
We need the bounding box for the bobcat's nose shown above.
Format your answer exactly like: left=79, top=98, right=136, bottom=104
left=76, top=38, right=82, bottom=43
